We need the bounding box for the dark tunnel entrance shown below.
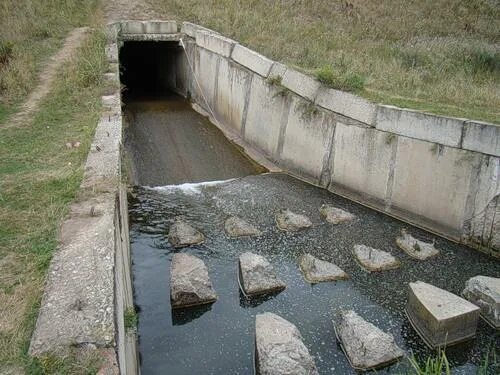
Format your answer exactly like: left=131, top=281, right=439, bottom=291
left=119, top=41, right=187, bottom=98
left=118, top=40, right=260, bottom=186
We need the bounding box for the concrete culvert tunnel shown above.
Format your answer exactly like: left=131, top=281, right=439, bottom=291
left=119, top=41, right=260, bottom=186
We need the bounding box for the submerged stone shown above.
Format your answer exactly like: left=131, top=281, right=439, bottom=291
left=396, top=229, right=439, bottom=260
left=255, top=312, right=319, bottom=375
left=462, top=275, right=500, bottom=329
left=224, top=216, right=262, bottom=238
left=298, top=253, right=348, bottom=283
left=238, top=252, right=286, bottom=296
left=353, top=244, right=400, bottom=272
left=275, top=209, right=312, bottom=232
left=168, top=219, right=204, bottom=248
left=319, top=204, right=355, bottom=224
left=406, top=281, right=480, bottom=348
left=170, top=253, right=217, bottom=309
left=335, top=310, right=404, bottom=370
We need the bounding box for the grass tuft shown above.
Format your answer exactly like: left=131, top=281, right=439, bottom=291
left=315, top=64, right=365, bottom=92
left=124, top=307, right=138, bottom=332
left=409, top=350, right=450, bottom=375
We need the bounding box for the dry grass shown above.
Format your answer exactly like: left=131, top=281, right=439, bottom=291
left=0, top=0, right=100, bottom=108
left=147, top=0, right=500, bottom=123
left=0, top=27, right=106, bottom=373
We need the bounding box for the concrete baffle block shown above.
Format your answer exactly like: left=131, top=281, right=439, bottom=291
left=275, top=209, right=312, bottom=232
left=255, top=312, right=319, bottom=375
left=224, top=216, right=261, bottom=238
left=396, top=229, right=439, bottom=260
left=298, top=253, right=348, bottom=283
left=170, top=253, right=217, bottom=309
left=406, top=281, right=480, bottom=348
left=239, top=252, right=286, bottom=296
left=462, top=275, right=500, bottom=329
left=168, top=219, right=204, bottom=248
left=353, top=245, right=400, bottom=272
left=335, top=310, right=404, bottom=370
left=319, top=204, right=356, bottom=225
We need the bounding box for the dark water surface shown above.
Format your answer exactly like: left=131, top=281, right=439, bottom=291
left=130, top=174, right=499, bottom=375
left=123, top=95, right=260, bottom=186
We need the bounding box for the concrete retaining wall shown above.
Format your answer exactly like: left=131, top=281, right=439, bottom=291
left=177, top=22, right=499, bottom=257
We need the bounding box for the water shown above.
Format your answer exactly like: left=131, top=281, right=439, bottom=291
left=129, top=173, right=500, bottom=374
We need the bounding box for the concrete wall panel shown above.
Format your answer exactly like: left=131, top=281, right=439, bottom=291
left=331, top=123, right=394, bottom=203
left=280, top=96, right=335, bottom=184
left=390, top=138, right=478, bottom=234
left=244, top=76, right=290, bottom=158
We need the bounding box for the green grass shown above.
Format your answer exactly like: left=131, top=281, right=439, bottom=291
left=0, top=0, right=100, bottom=110
left=124, top=307, right=138, bottom=332
left=409, top=350, right=451, bottom=375
left=0, top=28, right=106, bottom=374
left=147, top=0, right=500, bottom=123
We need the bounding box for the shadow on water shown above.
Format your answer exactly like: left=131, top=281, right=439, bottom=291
left=129, top=174, right=500, bottom=375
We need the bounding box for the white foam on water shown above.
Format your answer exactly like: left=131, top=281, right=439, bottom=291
left=146, top=178, right=235, bottom=195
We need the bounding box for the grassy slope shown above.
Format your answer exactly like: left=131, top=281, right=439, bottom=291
left=0, top=0, right=100, bottom=108
left=148, top=0, right=500, bottom=124
left=0, top=3, right=106, bottom=373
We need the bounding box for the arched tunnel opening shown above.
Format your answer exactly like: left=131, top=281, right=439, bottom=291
left=118, top=40, right=260, bottom=187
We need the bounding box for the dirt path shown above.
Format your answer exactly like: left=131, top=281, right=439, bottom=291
left=1, top=27, right=90, bottom=130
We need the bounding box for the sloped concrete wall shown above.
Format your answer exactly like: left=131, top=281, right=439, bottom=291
left=178, top=22, right=499, bottom=257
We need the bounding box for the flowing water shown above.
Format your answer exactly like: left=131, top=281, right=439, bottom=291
left=129, top=173, right=499, bottom=374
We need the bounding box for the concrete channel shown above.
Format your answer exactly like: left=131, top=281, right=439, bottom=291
left=28, top=21, right=499, bottom=374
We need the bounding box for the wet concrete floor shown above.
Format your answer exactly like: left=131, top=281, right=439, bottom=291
left=123, top=94, right=260, bottom=186
left=129, top=173, right=499, bottom=375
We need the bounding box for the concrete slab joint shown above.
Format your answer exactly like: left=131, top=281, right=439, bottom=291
left=231, top=44, right=273, bottom=77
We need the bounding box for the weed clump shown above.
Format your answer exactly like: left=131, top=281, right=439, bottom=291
left=124, top=307, right=138, bottom=331
left=315, top=64, right=365, bottom=93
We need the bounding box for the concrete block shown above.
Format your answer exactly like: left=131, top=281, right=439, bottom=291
left=231, top=44, right=273, bottom=77
left=181, top=22, right=218, bottom=38
left=298, top=253, right=348, bottom=283
left=275, top=209, right=312, bottom=232
left=331, top=123, right=394, bottom=203
left=462, top=120, right=500, bottom=157
left=120, top=20, right=145, bottom=34
left=244, top=75, right=290, bottom=157
left=281, top=68, right=321, bottom=101
left=462, top=275, right=500, bottom=329
left=280, top=96, right=335, bottom=182
left=255, top=313, right=319, bottom=375
left=319, top=204, right=356, bottom=224
left=335, top=310, right=404, bottom=370
left=353, top=245, right=400, bottom=272
left=214, top=57, right=252, bottom=134
left=170, top=253, right=217, bottom=308
left=239, top=252, right=286, bottom=296
left=168, top=219, right=204, bottom=248
left=142, top=20, right=177, bottom=34
left=390, top=137, right=479, bottom=233
left=376, top=105, right=465, bottom=147
left=316, top=87, right=377, bottom=125
left=406, top=281, right=480, bottom=348
left=195, top=30, right=235, bottom=57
